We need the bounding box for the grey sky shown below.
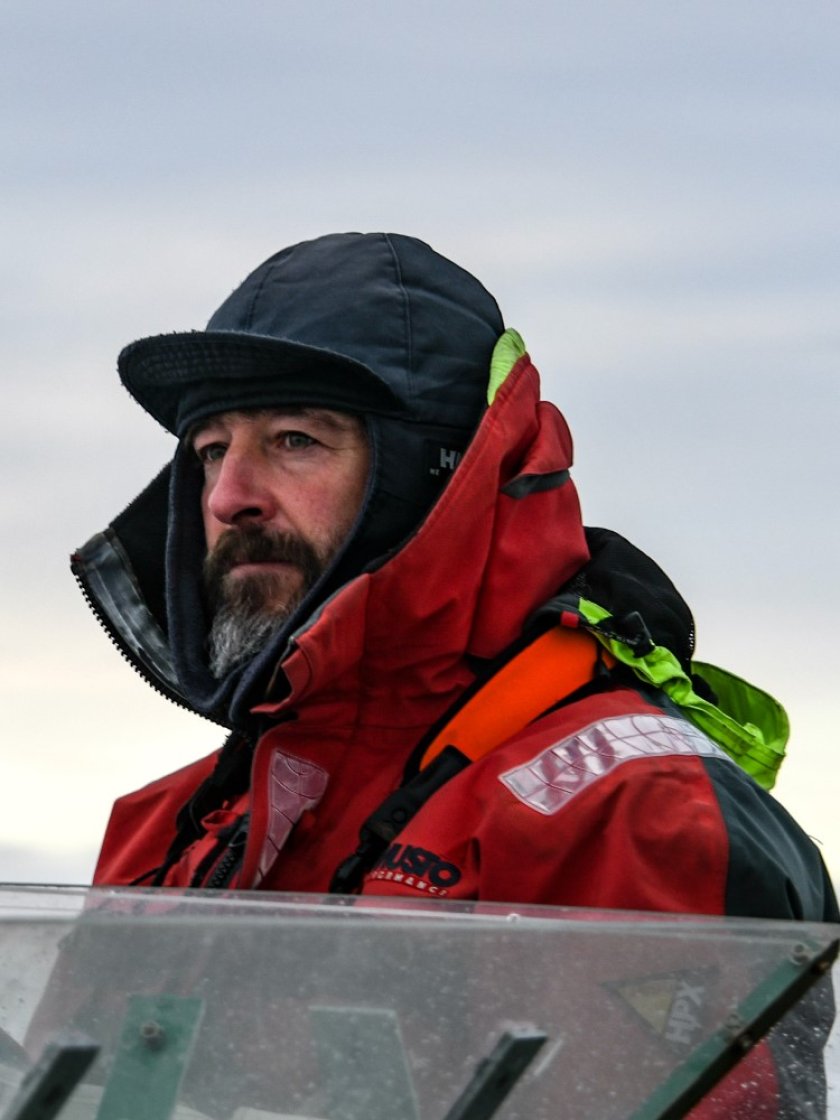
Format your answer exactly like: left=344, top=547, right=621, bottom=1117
left=1, top=1, right=837, bottom=884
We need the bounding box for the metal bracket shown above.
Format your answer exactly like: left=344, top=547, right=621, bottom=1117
left=0, top=1038, right=99, bottom=1120
left=441, top=1028, right=548, bottom=1120
left=94, top=995, right=203, bottom=1120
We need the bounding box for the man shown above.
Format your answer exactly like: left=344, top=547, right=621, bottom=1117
left=74, top=231, right=836, bottom=911
left=72, top=232, right=837, bottom=1114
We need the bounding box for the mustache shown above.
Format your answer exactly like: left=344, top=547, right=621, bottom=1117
left=203, top=524, right=322, bottom=606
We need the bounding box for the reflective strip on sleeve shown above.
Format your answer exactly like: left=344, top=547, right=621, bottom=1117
left=500, top=713, right=728, bottom=816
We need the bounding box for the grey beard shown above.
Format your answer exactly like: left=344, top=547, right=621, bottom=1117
left=201, top=518, right=360, bottom=680
left=203, top=525, right=326, bottom=679
left=207, top=598, right=294, bottom=679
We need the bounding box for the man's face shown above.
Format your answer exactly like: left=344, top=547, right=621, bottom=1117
left=192, top=407, right=369, bottom=675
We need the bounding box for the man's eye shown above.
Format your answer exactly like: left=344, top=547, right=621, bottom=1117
left=195, top=443, right=226, bottom=465
left=281, top=431, right=317, bottom=450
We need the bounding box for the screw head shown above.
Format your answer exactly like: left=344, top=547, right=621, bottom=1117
left=139, top=1021, right=166, bottom=1050
left=790, top=943, right=811, bottom=966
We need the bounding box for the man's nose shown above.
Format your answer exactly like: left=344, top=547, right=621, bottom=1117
left=204, top=451, right=277, bottom=527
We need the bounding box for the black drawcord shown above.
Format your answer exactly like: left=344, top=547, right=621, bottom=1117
left=141, top=730, right=254, bottom=887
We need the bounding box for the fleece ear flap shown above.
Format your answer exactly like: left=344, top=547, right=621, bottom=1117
left=329, top=414, right=476, bottom=585
left=164, top=440, right=219, bottom=702
left=335, top=331, right=527, bottom=581
left=109, top=464, right=171, bottom=634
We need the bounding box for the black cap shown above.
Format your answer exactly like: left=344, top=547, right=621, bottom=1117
left=119, top=232, right=504, bottom=438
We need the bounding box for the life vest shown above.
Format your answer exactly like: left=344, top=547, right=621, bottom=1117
left=331, top=623, right=613, bottom=893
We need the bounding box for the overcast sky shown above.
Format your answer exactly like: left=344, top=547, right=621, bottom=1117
left=1, top=1, right=838, bottom=888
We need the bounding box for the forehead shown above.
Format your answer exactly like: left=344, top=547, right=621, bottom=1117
left=189, top=406, right=365, bottom=442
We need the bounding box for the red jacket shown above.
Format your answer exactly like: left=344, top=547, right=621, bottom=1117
left=93, top=355, right=834, bottom=924
left=94, top=354, right=581, bottom=886
left=86, top=354, right=835, bottom=1118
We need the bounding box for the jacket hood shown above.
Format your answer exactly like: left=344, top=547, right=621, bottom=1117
left=72, top=346, right=595, bottom=729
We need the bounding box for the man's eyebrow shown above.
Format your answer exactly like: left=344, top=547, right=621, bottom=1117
left=278, top=407, right=355, bottom=430
left=188, top=418, right=218, bottom=445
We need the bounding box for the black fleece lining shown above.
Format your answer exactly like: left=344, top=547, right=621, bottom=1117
left=109, top=464, right=171, bottom=632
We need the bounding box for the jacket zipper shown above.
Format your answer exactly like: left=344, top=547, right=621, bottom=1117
left=71, top=551, right=225, bottom=726
left=204, top=815, right=250, bottom=889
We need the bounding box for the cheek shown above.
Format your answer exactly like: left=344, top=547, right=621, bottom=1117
left=308, top=487, right=352, bottom=536
left=307, top=474, right=366, bottom=543
left=202, top=491, right=223, bottom=549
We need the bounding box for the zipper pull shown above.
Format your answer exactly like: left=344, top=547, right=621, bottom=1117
left=205, top=813, right=250, bottom=890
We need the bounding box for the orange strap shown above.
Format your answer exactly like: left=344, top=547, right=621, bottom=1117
left=420, top=626, right=614, bottom=770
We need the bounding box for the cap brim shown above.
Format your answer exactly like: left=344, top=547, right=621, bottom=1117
left=119, top=331, right=407, bottom=436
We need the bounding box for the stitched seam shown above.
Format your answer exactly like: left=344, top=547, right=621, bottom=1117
left=382, top=234, right=413, bottom=400
left=243, top=262, right=273, bottom=330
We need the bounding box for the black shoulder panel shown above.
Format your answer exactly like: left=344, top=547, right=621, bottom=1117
left=703, top=755, right=838, bottom=922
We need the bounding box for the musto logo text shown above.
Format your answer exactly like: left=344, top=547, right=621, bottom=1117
left=367, top=843, right=462, bottom=896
